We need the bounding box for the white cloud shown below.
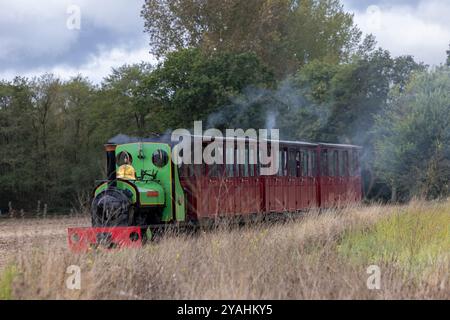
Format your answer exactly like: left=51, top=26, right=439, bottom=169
left=346, top=0, right=450, bottom=65
left=0, top=0, right=152, bottom=83
left=0, top=46, right=156, bottom=84
left=76, top=0, right=145, bottom=33
left=0, top=0, right=147, bottom=70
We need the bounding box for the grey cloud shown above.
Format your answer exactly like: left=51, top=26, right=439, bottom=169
left=343, top=0, right=421, bottom=11
left=0, top=0, right=146, bottom=72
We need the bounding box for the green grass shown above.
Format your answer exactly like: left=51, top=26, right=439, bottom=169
left=0, top=265, right=17, bottom=300
left=338, top=201, right=450, bottom=274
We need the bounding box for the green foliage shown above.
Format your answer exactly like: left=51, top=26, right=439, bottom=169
left=0, top=265, right=17, bottom=300
left=338, top=201, right=450, bottom=273
left=0, top=75, right=103, bottom=209
left=294, top=49, right=426, bottom=199
left=374, top=67, right=450, bottom=200
left=297, top=49, right=426, bottom=147
left=446, top=43, right=450, bottom=67
left=101, top=63, right=163, bottom=136
left=141, top=0, right=361, bottom=77
left=152, top=48, right=274, bottom=129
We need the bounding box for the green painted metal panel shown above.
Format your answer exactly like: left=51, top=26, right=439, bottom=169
left=173, top=163, right=186, bottom=222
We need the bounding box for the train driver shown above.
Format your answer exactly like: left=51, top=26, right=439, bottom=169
left=117, top=153, right=136, bottom=180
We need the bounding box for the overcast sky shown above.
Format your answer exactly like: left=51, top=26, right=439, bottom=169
left=0, top=0, right=449, bottom=83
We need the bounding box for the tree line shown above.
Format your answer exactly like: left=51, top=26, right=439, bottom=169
left=1, top=0, right=449, bottom=211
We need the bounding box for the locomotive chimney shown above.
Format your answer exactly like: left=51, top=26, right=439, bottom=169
left=104, top=144, right=117, bottom=186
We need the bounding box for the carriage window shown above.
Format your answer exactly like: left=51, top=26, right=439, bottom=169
left=308, top=150, right=316, bottom=177
left=301, top=151, right=308, bottom=177
left=277, top=151, right=282, bottom=176
left=255, top=148, right=261, bottom=176
left=226, top=145, right=234, bottom=177
left=349, top=152, right=354, bottom=176
left=278, top=149, right=288, bottom=176
left=328, top=151, right=336, bottom=177
left=243, top=147, right=249, bottom=177
left=328, top=151, right=339, bottom=177
left=237, top=147, right=246, bottom=177
left=312, top=151, right=319, bottom=177
left=249, top=146, right=256, bottom=177
left=288, top=150, right=297, bottom=177
left=321, top=150, right=328, bottom=176
left=351, top=150, right=360, bottom=176
left=296, top=151, right=301, bottom=177
left=235, top=147, right=239, bottom=176
left=340, top=151, right=349, bottom=177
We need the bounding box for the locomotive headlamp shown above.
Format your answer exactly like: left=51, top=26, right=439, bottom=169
left=152, top=149, right=169, bottom=168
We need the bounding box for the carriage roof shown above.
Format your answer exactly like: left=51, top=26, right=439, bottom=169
left=107, top=134, right=361, bottom=149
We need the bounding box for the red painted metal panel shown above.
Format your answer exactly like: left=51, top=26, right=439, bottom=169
left=265, top=176, right=277, bottom=212
left=307, top=176, right=318, bottom=208
left=275, top=176, right=285, bottom=212
left=68, top=227, right=143, bottom=252
left=222, top=177, right=235, bottom=216
left=207, top=177, right=218, bottom=217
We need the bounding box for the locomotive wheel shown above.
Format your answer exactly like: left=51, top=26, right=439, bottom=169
left=91, top=188, right=132, bottom=227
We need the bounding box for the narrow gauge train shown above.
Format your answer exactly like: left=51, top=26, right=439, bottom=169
left=68, top=136, right=362, bottom=251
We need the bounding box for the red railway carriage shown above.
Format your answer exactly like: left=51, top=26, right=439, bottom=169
left=178, top=137, right=362, bottom=221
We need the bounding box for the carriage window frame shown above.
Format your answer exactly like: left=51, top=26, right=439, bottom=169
left=321, top=150, right=328, bottom=176
left=340, top=150, right=349, bottom=177
left=328, top=150, right=338, bottom=177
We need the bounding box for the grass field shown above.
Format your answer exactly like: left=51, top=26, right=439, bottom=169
left=0, top=200, right=448, bottom=300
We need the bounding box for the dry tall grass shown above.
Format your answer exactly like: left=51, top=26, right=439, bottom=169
left=0, top=200, right=449, bottom=300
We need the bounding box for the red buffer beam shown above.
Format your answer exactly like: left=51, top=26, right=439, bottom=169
left=68, top=227, right=143, bottom=252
